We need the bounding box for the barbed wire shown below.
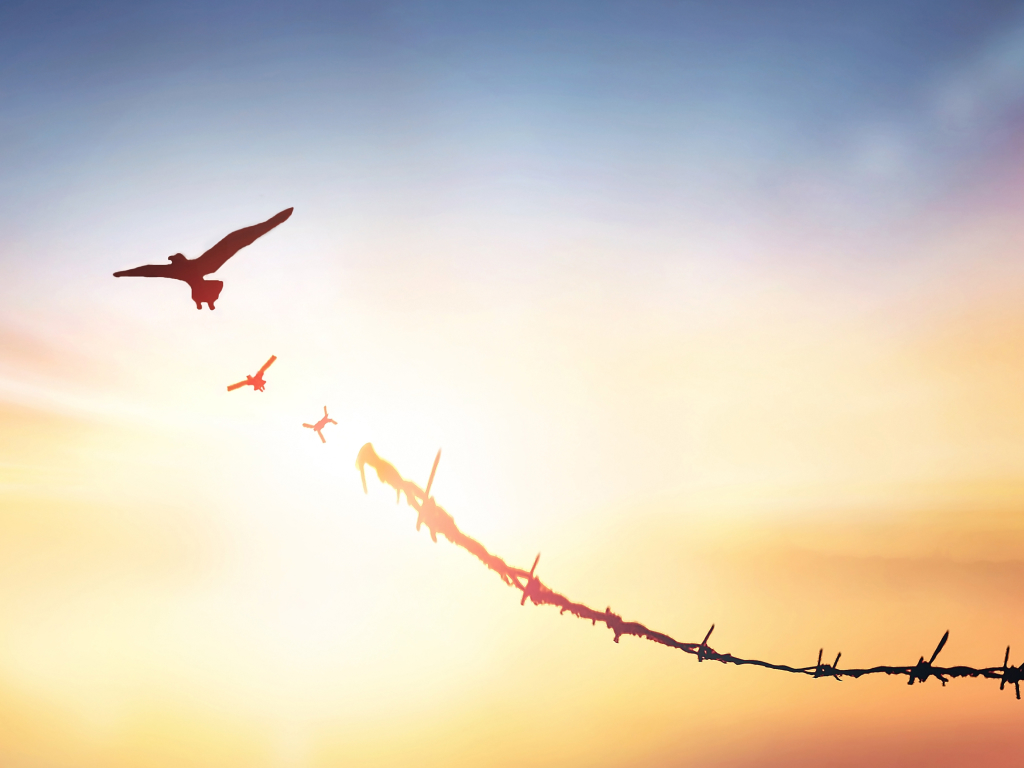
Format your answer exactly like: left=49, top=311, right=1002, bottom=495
left=355, top=442, right=1023, bottom=698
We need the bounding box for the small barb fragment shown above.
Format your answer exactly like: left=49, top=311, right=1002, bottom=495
left=303, top=406, right=337, bottom=444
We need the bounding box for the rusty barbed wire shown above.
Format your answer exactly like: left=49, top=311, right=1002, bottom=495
left=355, top=442, right=1023, bottom=698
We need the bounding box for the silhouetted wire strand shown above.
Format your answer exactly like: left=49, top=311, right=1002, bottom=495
left=355, top=443, right=1024, bottom=698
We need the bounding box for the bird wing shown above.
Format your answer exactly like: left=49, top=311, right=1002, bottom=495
left=193, top=208, right=293, bottom=275
left=319, top=431, right=326, bottom=443
left=256, top=355, right=277, bottom=376
left=302, top=423, right=315, bottom=429
left=227, top=380, right=249, bottom=391
left=113, top=264, right=178, bottom=278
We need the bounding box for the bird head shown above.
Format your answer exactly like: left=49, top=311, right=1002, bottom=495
left=168, top=253, right=186, bottom=264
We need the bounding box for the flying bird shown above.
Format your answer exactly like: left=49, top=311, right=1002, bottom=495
left=113, top=208, right=293, bottom=309
left=303, top=406, right=337, bottom=443
left=227, top=355, right=277, bottom=392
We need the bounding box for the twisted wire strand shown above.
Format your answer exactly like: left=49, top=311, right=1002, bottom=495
left=355, top=442, right=1024, bottom=698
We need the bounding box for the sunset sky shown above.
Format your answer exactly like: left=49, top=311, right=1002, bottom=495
left=4, top=1, right=1024, bottom=766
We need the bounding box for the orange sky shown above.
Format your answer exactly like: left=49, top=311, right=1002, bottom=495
left=3, top=197, right=1024, bottom=766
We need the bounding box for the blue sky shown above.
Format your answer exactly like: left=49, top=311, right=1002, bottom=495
left=5, top=0, right=1024, bottom=261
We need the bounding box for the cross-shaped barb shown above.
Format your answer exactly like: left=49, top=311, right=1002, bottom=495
left=1000, top=646, right=1022, bottom=700
left=814, top=648, right=843, bottom=680
left=521, top=553, right=542, bottom=606
left=697, top=624, right=715, bottom=662
left=908, top=630, right=949, bottom=686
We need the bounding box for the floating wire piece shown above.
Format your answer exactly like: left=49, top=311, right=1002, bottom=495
left=227, top=355, right=277, bottom=392
left=354, top=442, right=1018, bottom=696
left=302, top=406, right=337, bottom=443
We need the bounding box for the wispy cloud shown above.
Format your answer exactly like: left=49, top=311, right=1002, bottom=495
left=933, top=21, right=1024, bottom=134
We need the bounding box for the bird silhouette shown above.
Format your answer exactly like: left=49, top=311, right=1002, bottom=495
left=113, top=208, right=293, bottom=309
left=303, top=406, right=337, bottom=443
left=227, top=355, right=277, bottom=392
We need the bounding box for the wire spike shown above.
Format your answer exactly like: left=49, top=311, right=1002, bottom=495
left=425, top=449, right=442, bottom=499
left=702, top=624, right=715, bottom=645
left=930, top=631, right=949, bottom=664
left=1001, top=646, right=1011, bottom=691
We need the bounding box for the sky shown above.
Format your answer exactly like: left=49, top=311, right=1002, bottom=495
left=3, top=1, right=1024, bottom=765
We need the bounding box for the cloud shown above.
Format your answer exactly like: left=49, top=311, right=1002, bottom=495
left=933, top=22, right=1024, bottom=134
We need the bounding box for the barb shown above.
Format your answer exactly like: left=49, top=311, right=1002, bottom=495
left=355, top=443, right=1020, bottom=696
